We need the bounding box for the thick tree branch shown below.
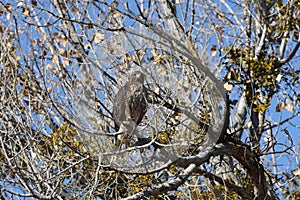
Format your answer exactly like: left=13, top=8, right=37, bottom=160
left=231, top=91, right=247, bottom=138
left=122, top=164, right=196, bottom=200
left=194, top=167, right=254, bottom=200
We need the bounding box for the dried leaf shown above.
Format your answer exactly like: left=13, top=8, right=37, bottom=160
left=6, top=12, right=10, bottom=20
left=281, top=102, right=294, bottom=112
left=59, top=72, right=66, bottom=79
left=71, top=7, right=79, bottom=14
left=14, top=54, right=21, bottom=61
left=129, top=55, right=136, bottom=62
left=225, top=72, right=231, bottom=80
left=94, top=33, right=105, bottom=43
left=58, top=48, right=67, bottom=57
left=150, top=49, right=157, bottom=57
left=157, top=67, right=167, bottom=75
left=263, top=135, right=271, bottom=143
left=171, top=111, right=182, bottom=118
left=32, top=0, right=37, bottom=6
left=224, top=82, right=233, bottom=91
left=292, top=168, right=300, bottom=176
left=41, top=32, right=47, bottom=41
left=60, top=36, right=68, bottom=47
left=53, top=32, right=59, bottom=37
left=111, top=1, right=119, bottom=8
left=85, top=24, right=93, bottom=30
left=5, top=3, right=12, bottom=12
left=63, top=59, right=70, bottom=65
left=210, top=45, right=217, bottom=56
left=175, top=80, right=183, bottom=86
left=275, top=103, right=281, bottom=112
left=52, top=55, right=59, bottom=65
left=22, top=7, right=30, bottom=16
left=154, top=87, right=160, bottom=94
left=230, top=100, right=238, bottom=105
left=142, top=9, right=148, bottom=15
left=137, top=50, right=145, bottom=58
left=276, top=74, right=283, bottom=82
left=216, top=13, right=223, bottom=20
left=112, top=10, right=120, bottom=18
left=17, top=2, right=24, bottom=7
left=46, top=63, right=52, bottom=70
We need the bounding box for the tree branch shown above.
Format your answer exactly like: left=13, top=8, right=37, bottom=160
left=194, top=167, right=254, bottom=200
left=122, top=163, right=196, bottom=200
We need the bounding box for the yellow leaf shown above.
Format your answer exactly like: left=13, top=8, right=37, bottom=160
left=170, top=165, right=177, bottom=174
left=258, top=104, right=267, bottom=112
left=74, top=141, right=80, bottom=147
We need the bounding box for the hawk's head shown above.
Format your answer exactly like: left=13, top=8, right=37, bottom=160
left=131, top=71, right=145, bottom=84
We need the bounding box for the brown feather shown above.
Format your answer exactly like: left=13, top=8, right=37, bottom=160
left=113, top=72, right=147, bottom=134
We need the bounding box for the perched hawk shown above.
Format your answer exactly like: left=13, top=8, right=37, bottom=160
left=113, top=71, right=147, bottom=146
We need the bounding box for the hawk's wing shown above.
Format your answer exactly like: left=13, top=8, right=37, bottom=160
left=113, top=86, right=127, bottom=131
left=113, top=80, right=147, bottom=131
left=128, top=84, right=147, bottom=126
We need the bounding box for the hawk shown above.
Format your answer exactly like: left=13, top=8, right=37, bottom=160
left=113, top=71, right=147, bottom=146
